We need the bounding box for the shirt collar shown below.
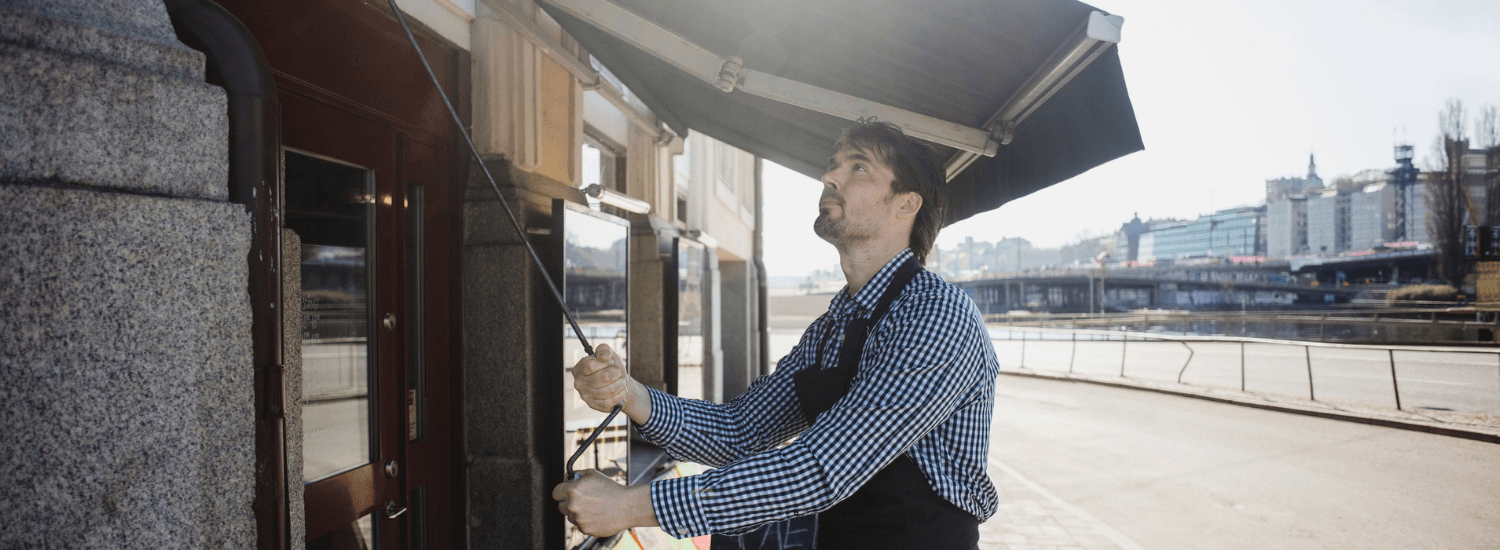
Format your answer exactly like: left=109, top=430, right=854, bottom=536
left=836, top=249, right=915, bottom=314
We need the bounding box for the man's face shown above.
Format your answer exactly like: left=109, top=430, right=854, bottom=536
left=816, top=145, right=899, bottom=246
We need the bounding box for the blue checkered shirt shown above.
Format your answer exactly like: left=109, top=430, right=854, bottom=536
left=638, top=249, right=1000, bottom=538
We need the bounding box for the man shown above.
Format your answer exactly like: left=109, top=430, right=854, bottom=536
left=554, top=121, right=999, bottom=548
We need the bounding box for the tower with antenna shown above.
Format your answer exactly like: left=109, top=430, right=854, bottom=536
left=1391, top=144, right=1419, bottom=241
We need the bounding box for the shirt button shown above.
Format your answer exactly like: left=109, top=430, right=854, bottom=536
left=679, top=528, right=689, bottom=536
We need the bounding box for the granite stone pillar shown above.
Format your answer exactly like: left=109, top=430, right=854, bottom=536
left=628, top=219, right=676, bottom=394
left=0, top=1, right=254, bottom=547
left=719, top=259, right=762, bottom=400
left=461, top=155, right=584, bottom=549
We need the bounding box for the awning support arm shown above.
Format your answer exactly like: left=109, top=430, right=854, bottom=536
left=482, top=0, right=673, bottom=144
left=537, top=0, right=1003, bottom=157
left=944, top=11, right=1123, bottom=180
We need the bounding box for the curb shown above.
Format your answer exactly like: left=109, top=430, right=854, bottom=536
left=999, top=369, right=1500, bottom=446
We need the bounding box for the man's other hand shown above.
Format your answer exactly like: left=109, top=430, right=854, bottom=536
left=552, top=470, right=657, bottom=537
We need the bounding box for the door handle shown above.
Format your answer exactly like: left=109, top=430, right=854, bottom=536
left=385, top=500, right=407, bottom=519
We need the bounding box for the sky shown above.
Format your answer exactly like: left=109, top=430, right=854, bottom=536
left=761, top=0, right=1500, bottom=278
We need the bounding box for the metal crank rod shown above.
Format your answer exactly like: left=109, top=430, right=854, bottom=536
left=387, top=0, right=625, bottom=484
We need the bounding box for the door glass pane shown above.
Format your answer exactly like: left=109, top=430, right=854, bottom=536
left=307, top=513, right=377, bottom=550
left=286, top=150, right=377, bottom=482
left=677, top=240, right=705, bottom=400
left=559, top=205, right=630, bottom=547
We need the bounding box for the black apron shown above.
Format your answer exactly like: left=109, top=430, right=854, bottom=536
left=793, top=257, right=979, bottom=550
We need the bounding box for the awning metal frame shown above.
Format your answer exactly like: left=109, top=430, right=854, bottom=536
left=537, top=0, right=1004, bottom=157
left=944, top=10, right=1123, bottom=180
left=536, top=0, right=1125, bottom=181
left=482, top=0, right=675, bottom=144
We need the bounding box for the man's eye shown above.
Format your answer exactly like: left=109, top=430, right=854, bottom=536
left=853, top=164, right=866, bottom=171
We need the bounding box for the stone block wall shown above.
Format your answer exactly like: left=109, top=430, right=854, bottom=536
left=0, top=1, right=256, bottom=547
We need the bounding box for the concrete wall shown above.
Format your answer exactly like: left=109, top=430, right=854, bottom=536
left=0, top=1, right=255, bottom=547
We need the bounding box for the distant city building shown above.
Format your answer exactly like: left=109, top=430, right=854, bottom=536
left=1115, top=213, right=1149, bottom=262
left=1406, top=180, right=1429, bottom=244
left=1139, top=207, right=1262, bottom=261
left=943, top=145, right=1484, bottom=270
left=1306, top=188, right=1350, bottom=255
left=1266, top=197, right=1309, bottom=257
left=1265, top=153, right=1324, bottom=202
left=1463, top=147, right=1493, bottom=224
left=1350, top=182, right=1398, bottom=251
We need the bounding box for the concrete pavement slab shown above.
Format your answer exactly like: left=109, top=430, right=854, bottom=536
left=981, top=457, right=1145, bottom=550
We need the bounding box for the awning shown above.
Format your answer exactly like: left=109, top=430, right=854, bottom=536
left=535, top=0, right=1143, bottom=225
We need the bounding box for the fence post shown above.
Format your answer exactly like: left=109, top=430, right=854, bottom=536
left=1019, top=330, right=1026, bottom=368
left=1119, top=335, right=1128, bottom=378
left=1068, top=331, right=1077, bottom=373
left=1175, top=341, right=1195, bottom=383
left=1388, top=348, right=1402, bottom=410
left=1305, top=345, right=1315, bottom=401
left=1240, top=341, right=1246, bottom=392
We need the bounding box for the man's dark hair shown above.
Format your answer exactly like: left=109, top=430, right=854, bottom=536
left=834, top=120, right=947, bottom=263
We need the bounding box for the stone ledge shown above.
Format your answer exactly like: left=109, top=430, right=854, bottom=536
left=0, top=6, right=204, bottom=80
left=0, top=42, right=228, bottom=200
left=4, top=0, right=183, bottom=50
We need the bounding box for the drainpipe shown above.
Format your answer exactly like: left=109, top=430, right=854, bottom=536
left=754, top=157, right=770, bottom=376
left=164, top=2, right=286, bottom=549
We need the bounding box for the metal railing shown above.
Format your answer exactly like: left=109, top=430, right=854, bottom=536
left=990, top=326, right=1500, bottom=415
left=985, top=309, right=1500, bottom=345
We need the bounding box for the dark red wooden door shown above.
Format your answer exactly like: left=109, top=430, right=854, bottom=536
left=220, top=0, right=469, bottom=548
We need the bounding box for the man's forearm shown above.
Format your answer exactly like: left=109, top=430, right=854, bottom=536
left=625, top=483, right=659, bottom=529
left=624, top=378, right=653, bottom=426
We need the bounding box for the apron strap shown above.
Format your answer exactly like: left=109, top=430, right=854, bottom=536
left=796, top=256, right=923, bottom=423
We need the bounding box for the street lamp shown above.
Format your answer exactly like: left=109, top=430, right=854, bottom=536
left=1095, top=251, right=1110, bottom=314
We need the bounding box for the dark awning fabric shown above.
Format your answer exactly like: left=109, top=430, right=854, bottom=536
left=538, top=0, right=1143, bottom=225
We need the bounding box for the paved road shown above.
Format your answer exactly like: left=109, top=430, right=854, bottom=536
left=988, top=375, right=1500, bottom=550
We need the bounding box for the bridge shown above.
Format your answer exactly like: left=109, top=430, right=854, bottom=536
left=951, top=249, right=1440, bottom=314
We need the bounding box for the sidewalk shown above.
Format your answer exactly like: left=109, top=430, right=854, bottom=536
left=977, top=366, right=1500, bottom=550
left=980, top=457, right=1144, bottom=550
left=999, top=367, right=1500, bottom=445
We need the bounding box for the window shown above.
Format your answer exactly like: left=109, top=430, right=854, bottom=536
left=738, top=154, right=755, bottom=219
left=582, top=126, right=626, bottom=210
left=715, top=141, right=735, bottom=201
left=674, top=137, right=691, bottom=223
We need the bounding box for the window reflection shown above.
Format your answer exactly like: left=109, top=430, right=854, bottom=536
left=285, top=150, right=376, bottom=482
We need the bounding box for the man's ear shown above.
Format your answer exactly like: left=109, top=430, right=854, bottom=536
left=896, top=192, right=923, bottom=218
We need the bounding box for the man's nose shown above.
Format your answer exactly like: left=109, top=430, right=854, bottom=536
left=821, top=169, right=840, bottom=189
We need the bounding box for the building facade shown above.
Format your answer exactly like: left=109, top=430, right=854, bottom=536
left=1140, top=208, right=1262, bottom=261
left=0, top=0, right=767, bottom=548
left=1266, top=197, right=1309, bottom=257
left=1350, top=183, right=1398, bottom=252
left=1307, top=189, right=1350, bottom=255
